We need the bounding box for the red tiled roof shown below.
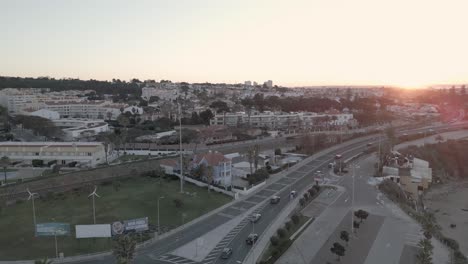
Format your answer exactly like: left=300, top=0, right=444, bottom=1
left=194, top=151, right=230, bottom=166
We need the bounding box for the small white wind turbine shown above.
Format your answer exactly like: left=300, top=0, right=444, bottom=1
left=26, top=188, right=39, bottom=234
left=88, top=186, right=101, bottom=224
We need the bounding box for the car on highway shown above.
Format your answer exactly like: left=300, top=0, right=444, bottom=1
left=246, top=233, right=258, bottom=245
left=250, top=213, right=261, bottom=223
left=366, top=142, right=373, bottom=146
left=335, top=154, right=342, bottom=159
left=270, top=195, right=280, bottom=204
left=221, top=248, right=232, bottom=259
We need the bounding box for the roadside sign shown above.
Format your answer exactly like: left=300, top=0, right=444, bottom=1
left=36, top=223, right=70, bottom=237
left=112, top=217, right=149, bottom=236
left=76, top=224, right=111, bottom=238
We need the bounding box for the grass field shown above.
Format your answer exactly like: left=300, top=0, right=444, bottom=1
left=0, top=176, right=232, bottom=260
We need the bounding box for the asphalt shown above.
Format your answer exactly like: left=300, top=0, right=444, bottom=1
left=47, top=122, right=468, bottom=264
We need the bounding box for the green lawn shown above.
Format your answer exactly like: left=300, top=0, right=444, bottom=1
left=0, top=176, right=231, bottom=260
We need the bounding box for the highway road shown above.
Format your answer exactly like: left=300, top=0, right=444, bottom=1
left=66, top=122, right=468, bottom=264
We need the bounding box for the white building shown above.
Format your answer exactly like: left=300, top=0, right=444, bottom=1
left=43, top=100, right=124, bottom=120
left=244, top=81, right=252, bottom=86
left=25, top=109, right=60, bottom=120
left=52, top=119, right=109, bottom=140
left=264, top=80, right=273, bottom=88
left=209, top=111, right=354, bottom=129
left=141, top=86, right=179, bottom=101
left=123, top=106, right=144, bottom=115
left=0, top=142, right=107, bottom=166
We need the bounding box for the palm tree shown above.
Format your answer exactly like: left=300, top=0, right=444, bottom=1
left=113, top=235, right=136, bottom=264
left=0, top=156, right=10, bottom=185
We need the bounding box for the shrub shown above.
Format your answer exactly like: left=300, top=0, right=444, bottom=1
left=285, top=221, right=292, bottom=231
left=277, top=228, right=287, bottom=238
left=173, top=198, right=184, bottom=208
left=274, top=148, right=282, bottom=155
left=271, top=249, right=280, bottom=258
left=299, top=198, right=305, bottom=207
left=308, top=188, right=316, bottom=197
left=441, top=237, right=460, bottom=251
left=291, top=214, right=300, bottom=225
left=313, top=185, right=320, bottom=192
left=303, top=193, right=309, bottom=200
left=32, top=159, right=44, bottom=167
left=270, top=235, right=279, bottom=246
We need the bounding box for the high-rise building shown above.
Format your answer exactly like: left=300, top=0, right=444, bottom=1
left=244, top=81, right=252, bottom=86
left=264, top=80, right=273, bottom=88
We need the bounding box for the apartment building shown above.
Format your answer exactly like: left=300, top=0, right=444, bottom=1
left=0, top=142, right=107, bottom=166
left=141, top=86, right=179, bottom=101
left=210, top=111, right=354, bottom=129
left=43, top=100, right=124, bottom=120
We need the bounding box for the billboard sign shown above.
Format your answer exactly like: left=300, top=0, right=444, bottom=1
left=111, top=217, right=149, bottom=236
left=36, top=223, right=71, bottom=237
left=76, top=224, right=111, bottom=238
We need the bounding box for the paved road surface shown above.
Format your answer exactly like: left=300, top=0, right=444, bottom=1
left=50, top=122, right=468, bottom=264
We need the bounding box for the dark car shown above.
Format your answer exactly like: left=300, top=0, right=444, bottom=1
left=270, top=195, right=280, bottom=204
left=246, top=233, right=258, bottom=245
left=221, top=248, right=232, bottom=259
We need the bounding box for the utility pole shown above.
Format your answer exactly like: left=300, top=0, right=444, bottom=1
left=351, top=163, right=356, bottom=234
left=178, top=102, right=184, bottom=193
left=157, top=196, right=165, bottom=235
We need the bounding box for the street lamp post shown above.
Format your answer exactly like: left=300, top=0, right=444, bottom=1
left=178, top=102, right=184, bottom=193
left=157, top=196, right=165, bottom=235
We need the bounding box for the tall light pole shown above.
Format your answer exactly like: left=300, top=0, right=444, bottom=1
left=50, top=218, right=58, bottom=259
left=27, top=188, right=38, bottom=235
left=178, top=102, right=184, bottom=193
left=351, top=163, right=356, bottom=234
left=88, top=186, right=100, bottom=224
left=157, top=196, right=165, bottom=235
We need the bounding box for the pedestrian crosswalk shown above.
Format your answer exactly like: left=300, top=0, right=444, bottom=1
left=151, top=253, right=198, bottom=264
left=202, top=202, right=268, bottom=264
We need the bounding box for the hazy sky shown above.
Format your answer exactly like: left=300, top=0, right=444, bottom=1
left=1, top=0, right=467, bottom=87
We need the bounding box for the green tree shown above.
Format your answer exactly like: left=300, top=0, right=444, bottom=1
left=199, top=109, right=214, bottom=125
left=113, top=235, right=137, bottom=264
left=0, top=156, right=10, bottom=185
left=354, top=209, right=369, bottom=223
left=13, top=115, right=62, bottom=139
left=340, top=230, right=350, bottom=246
left=417, top=238, right=433, bottom=264
left=330, top=242, right=346, bottom=261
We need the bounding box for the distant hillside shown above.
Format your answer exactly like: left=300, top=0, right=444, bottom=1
left=0, top=76, right=141, bottom=95
left=399, top=139, right=468, bottom=179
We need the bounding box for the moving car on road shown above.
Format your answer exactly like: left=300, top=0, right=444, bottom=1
left=246, top=233, right=258, bottom=245
left=250, top=213, right=261, bottom=223
left=221, top=248, right=232, bottom=259
left=270, top=195, right=280, bottom=204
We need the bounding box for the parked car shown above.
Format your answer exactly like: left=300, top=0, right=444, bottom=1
left=246, top=233, right=258, bottom=245
left=250, top=213, right=261, bottom=223
left=221, top=248, right=232, bottom=259
left=290, top=190, right=297, bottom=198
left=270, top=195, right=280, bottom=204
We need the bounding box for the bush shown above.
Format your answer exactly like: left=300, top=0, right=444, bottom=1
left=285, top=221, right=292, bottom=231
left=299, top=198, right=305, bottom=207
left=313, top=185, right=320, bottom=192
left=308, top=188, right=316, bottom=197
left=441, top=237, right=460, bottom=251
left=32, top=159, right=44, bottom=167
left=270, top=235, right=279, bottom=246
left=173, top=198, right=184, bottom=208
left=271, top=249, right=280, bottom=258
left=277, top=228, right=287, bottom=238
left=303, top=193, right=309, bottom=200
left=274, top=148, right=282, bottom=156
left=291, top=214, right=300, bottom=225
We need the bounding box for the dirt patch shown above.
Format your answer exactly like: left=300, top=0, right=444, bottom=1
left=424, top=180, right=468, bottom=255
